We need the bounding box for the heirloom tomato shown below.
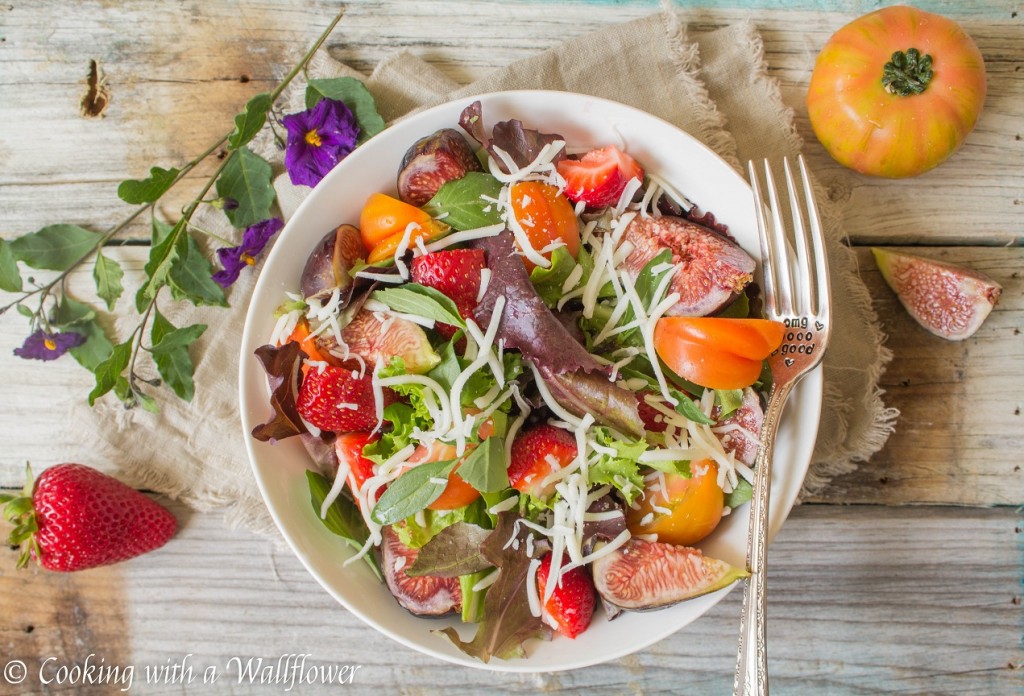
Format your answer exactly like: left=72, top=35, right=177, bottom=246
left=806, top=6, right=986, bottom=178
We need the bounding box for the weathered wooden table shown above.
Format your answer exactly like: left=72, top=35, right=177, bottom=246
left=1, top=1, right=1021, bottom=693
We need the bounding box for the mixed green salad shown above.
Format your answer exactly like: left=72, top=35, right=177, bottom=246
left=251, top=101, right=784, bottom=662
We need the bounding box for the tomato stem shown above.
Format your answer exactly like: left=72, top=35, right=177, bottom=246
left=882, top=48, right=934, bottom=96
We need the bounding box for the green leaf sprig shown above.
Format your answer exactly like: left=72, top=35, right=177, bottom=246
left=0, top=9, right=357, bottom=411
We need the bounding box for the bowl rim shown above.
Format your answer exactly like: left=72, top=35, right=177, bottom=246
left=238, top=88, right=824, bottom=672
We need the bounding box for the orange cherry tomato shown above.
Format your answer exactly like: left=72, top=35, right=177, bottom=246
left=626, top=460, right=724, bottom=546
left=654, top=317, right=785, bottom=390
left=405, top=417, right=494, bottom=512
left=359, top=193, right=448, bottom=262
left=509, top=182, right=579, bottom=270
left=335, top=432, right=380, bottom=512
left=285, top=319, right=342, bottom=381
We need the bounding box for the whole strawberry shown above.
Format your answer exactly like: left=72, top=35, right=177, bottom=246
left=1, top=464, right=177, bottom=572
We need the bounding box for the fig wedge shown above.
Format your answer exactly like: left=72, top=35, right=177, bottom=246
left=397, top=128, right=483, bottom=206
left=872, top=248, right=1002, bottom=341
left=339, top=309, right=440, bottom=374
left=592, top=538, right=747, bottom=611
left=621, top=216, right=755, bottom=317
left=300, top=224, right=365, bottom=302
left=381, top=526, right=462, bottom=616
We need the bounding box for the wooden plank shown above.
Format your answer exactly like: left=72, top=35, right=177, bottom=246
left=3, top=246, right=1021, bottom=506
left=806, top=247, right=1024, bottom=505
left=1, top=3, right=1020, bottom=245
left=1, top=502, right=1019, bottom=693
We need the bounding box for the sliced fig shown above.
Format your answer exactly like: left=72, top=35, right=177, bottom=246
left=397, top=128, right=483, bottom=206
left=339, top=309, right=440, bottom=374
left=300, top=224, right=365, bottom=302
left=592, top=538, right=747, bottom=611
left=712, top=388, right=764, bottom=467
left=381, top=526, right=462, bottom=616
left=621, top=216, right=755, bottom=317
left=872, top=248, right=1002, bottom=341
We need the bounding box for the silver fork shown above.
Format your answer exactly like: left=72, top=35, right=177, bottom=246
left=733, top=155, right=832, bottom=696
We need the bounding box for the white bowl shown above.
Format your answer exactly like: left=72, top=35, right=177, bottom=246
left=239, top=90, right=823, bottom=672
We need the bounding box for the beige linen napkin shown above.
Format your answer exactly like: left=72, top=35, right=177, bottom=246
left=68, top=12, right=896, bottom=534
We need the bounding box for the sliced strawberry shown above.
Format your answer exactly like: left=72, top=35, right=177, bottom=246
left=296, top=365, right=381, bottom=433
left=556, top=146, right=644, bottom=208
left=536, top=552, right=596, bottom=639
left=508, top=424, right=577, bottom=499
left=410, top=248, right=487, bottom=338
left=636, top=394, right=668, bottom=434
left=334, top=432, right=381, bottom=510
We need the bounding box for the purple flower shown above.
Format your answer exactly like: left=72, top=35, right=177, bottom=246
left=212, top=217, right=284, bottom=288
left=14, top=329, right=86, bottom=361
left=282, top=98, right=360, bottom=188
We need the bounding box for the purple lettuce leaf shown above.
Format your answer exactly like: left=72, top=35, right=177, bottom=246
left=251, top=341, right=308, bottom=442
left=434, top=512, right=551, bottom=662
left=471, top=231, right=643, bottom=438
left=458, top=101, right=565, bottom=175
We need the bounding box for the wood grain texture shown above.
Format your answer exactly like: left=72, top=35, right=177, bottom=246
left=0, top=2, right=1020, bottom=244
left=2, top=245, right=1020, bottom=506
left=1, top=502, right=1019, bottom=694
left=804, top=247, right=1024, bottom=505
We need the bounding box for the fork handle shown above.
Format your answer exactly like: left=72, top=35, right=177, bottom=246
left=733, top=380, right=795, bottom=696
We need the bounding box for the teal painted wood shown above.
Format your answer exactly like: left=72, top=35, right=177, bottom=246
left=511, top=0, right=1018, bottom=20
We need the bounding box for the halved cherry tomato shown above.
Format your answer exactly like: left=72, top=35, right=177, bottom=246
left=359, top=192, right=448, bottom=263
left=626, top=460, right=724, bottom=546
left=405, top=417, right=495, bottom=511
left=285, top=319, right=341, bottom=380
left=653, top=317, right=785, bottom=390
left=335, top=432, right=380, bottom=512
left=509, top=181, right=579, bottom=270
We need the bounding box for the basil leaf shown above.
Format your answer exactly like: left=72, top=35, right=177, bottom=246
left=725, top=478, right=753, bottom=509
left=88, top=339, right=133, bottom=406
left=305, top=77, right=384, bottom=144
left=407, top=522, right=492, bottom=578
left=427, top=339, right=463, bottom=393
left=227, top=93, right=271, bottom=150
left=457, top=436, right=507, bottom=494
left=673, top=391, right=716, bottom=426
left=370, top=459, right=458, bottom=526
left=306, top=470, right=382, bottom=581
left=216, top=147, right=275, bottom=229
left=422, top=172, right=503, bottom=231
left=717, top=291, right=750, bottom=319
left=9, top=224, right=98, bottom=272
left=714, top=389, right=744, bottom=419
left=616, top=249, right=673, bottom=347
left=0, top=239, right=22, bottom=292
left=93, top=249, right=124, bottom=311
left=370, top=284, right=465, bottom=328
left=150, top=309, right=207, bottom=402
left=117, top=166, right=180, bottom=204
left=529, top=246, right=576, bottom=307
